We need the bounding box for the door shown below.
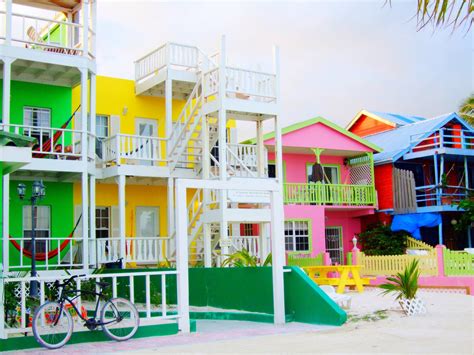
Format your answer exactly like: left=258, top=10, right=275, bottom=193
left=325, top=226, right=343, bottom=265
left=135, top=207, right=159, bottom=262
left=135, top=118, right=158, bottom=166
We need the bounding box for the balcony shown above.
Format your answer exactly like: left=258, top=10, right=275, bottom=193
left=415, top=184, right=472, bottom=210
left=0, top=123, right=94, bottom=163
left=284, top=183, right=376, bottom=207
left=0, top=1, right=96, bottom=60
left=406, top=128, right=474, bottom=159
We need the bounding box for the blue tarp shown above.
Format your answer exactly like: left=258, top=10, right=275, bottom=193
left=391, top=213, right=442, bottom=240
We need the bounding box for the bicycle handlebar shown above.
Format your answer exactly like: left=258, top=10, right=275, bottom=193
left=54, top=274, right=87, bottom=289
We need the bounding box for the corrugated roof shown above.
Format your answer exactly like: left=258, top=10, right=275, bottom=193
left=365, top=112, right=472, bottom=164
left=368, top=111, right=426, bottom=126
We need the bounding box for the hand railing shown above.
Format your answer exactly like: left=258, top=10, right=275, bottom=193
left=284, top=182, right=376, bottom=206
left=415, top=184, right=471, bottom=206
left=410, top=128, right=474, bottom=153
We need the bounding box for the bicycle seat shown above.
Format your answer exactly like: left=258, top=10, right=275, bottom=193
left=96, top=281, right=110, bottom=289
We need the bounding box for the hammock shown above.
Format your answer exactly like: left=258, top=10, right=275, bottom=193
left=9, top=215, right=82, bottom=261
left=33, top=105, right=81, bottom=158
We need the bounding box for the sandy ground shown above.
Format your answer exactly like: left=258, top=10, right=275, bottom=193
left=12, top=289, right=474, bottom=354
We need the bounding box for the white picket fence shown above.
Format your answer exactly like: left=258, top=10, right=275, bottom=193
left=0, top=270, right=178, bottom=338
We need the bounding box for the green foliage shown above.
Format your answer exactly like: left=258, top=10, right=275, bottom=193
left=459, top=94, right=474, bottom=126
left=379, top=259, right=421, bottom=300
left=454, top=194, right=474, bottom=232
left=357, top=224, right=407, bottom=256
left=222, top=249, right=272, bottom=267
left=347, top=310, right=388, bottom=323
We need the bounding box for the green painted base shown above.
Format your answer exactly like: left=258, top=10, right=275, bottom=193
left=0, top=321, right=196, bottom=352
left=191, top=311, right=295, bottom=324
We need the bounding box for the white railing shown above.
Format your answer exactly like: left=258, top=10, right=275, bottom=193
left=1, top=123, right=87, bottom=160
left=135, top=42, right=199, bottom=82
left=0, top=10, right=95, bottom=58
left=226, top=144, right=268, bottom=178
left=101, top=134, right=167, bottom=166
left=7, top=237, right=83, bottom=271
left=230, top=236, right=259, bottom=256
left=203, top=68, right=219, bottom=99
left=226, top=67, right=277, bottom=103
left=0, top=270, right=178, bottom=336
left=96, top=237, right=171, bottom=265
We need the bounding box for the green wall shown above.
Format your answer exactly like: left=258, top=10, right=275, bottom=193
left=8, top=181, right=74, bottom=269
left=0, top=80, right=72, bottom=127
left=109, top=267, right=347, bottom=326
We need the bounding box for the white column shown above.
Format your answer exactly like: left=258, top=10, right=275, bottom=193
left=175, top=181, right=190, bottom=333
left=89, top=175, right=96, bottom=268
left=90, top=0, right=97, bottom=57
left=165, top=78, right=172, bottom=154
left=5, top=0, right=12, bottom=45
left=80, top=69, right=88, bottom=161
left=90, top=73, right=96, bottom=158
left=273, top=46, right=283, bottom=185
left=167, top=177, right=175, bottom=259
left=81, top=172, right=89, bottom=271
left=257, top=120, right=265, bottom=177
left=2, top=176, right=9, bottom=273
left=82, top=0, right=89, bottom=57
left=2, top=58, right=13, bottom=124
left=203, top=223, right=212, bottom=267
left=118, top=175, right=126, bottom=268
left=270, top=190, right=285, bottom=325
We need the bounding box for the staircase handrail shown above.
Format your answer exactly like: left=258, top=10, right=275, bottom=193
left=226, top=145, right=258, bottom=178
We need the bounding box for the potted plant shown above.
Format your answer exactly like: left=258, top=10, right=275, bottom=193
left=379, top=259, right=426, bottom=316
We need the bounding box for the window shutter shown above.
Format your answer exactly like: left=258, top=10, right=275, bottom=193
left=74, top=205, right=83, bottom=239
left=110, top=115, right=120, bottom=137
left=111, top=206, right=120, bottom=238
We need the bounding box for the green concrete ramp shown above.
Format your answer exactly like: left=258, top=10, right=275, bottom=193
left=284, top=266, right=347, bottom=326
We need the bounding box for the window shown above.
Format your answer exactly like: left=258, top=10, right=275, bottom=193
left=96, top=115, right=109, bottom=138
left=325, top=227, right=343, bottom=265
left=284, top=220, right=310, bottom=252
left=243, top=223, right=255, bottom=236
left=306, top=164, right=340, bottom=184
left=267, top=163, right=276, bottom=178
left=24, top=107, right=51, bottom=143
left=96, top=207, right=110, bottom=239
left=23, top=205, right=50, bottom=253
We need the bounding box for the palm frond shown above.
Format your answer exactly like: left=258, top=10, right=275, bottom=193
left=459, top=94, right=474, bottom=127
left=379, top=259, right=421, bottom=300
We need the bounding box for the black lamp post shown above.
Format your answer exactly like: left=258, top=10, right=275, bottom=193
left=17, top=181, right=46, bottom=298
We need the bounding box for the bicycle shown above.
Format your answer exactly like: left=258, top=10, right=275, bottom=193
left=32, top=274, right=140, bottom=349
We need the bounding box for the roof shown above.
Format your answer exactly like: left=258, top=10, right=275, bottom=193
left=365, top=112, right=473, bottom=164
left=346, top=109, right=426, bottom=131
left=243, top=116, right=382, bottom=152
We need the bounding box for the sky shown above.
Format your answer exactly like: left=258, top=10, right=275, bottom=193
left=95, top=0, right=472, bottom=139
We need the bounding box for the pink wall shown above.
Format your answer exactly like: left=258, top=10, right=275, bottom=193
left=266, top=123, right=374, bottom=152
left=268, top=152, right=350, bottom=184
left=326, top=211, right=361, bottom=263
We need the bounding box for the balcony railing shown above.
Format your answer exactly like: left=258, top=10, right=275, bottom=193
left=101, top=134, right=167, bottom=166
left=415, top=184, right=472, bottom=207
left=284, top=183, right=376, bottom=206
left=1, top=123, right=93, bottom=161
left=410, top=128, right=474, bottom=154
left=0, top=9, right=95, bottom=58
left=96, top=237, right=172, bottom=265
left=227, top=143, right=268, bottom=178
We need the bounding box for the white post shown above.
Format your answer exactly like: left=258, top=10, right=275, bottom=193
left=118, top=175, right=126, bottom=268
left=90, top=73, right=96, bottom=158
left=165, top=78, right=172, bottom=154
left=270, top=190, right=285, bottom=325
left=218, top=36, right=229, bottom=257
left=257, top=120, right=265, bottom=177
left=89, top=175, right=96, bottom=268
left=2, top=176, right=9, bottom=273
left=273, top=46, right=283, bottom=185
left=2, top=58, right=13, bottom=124
left=80, top=68, right=88, bottom=161
left=167, top=177, right=175, bottom=258
left=5, top=0, right=12, bottom=45
left=203, top=223, right=212, bottom=267
left=175, top=181, right=190, bottom=333
left=81, top=172, right=89, bottom=271
left=90, top=0, right=97, bottom=57
left=82, top=0, right=89, bottom=57
left=202, top=115, right=212, bottom=267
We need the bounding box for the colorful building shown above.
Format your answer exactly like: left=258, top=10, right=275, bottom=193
left=347, top=110, right=474, bottom=250
left=246, top=117, right=381, bottom=264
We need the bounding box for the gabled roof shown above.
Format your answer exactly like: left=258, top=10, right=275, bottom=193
left=243, top=116, right=382, bottom=152
left=365, top=112, right=473, bottom=164
left=346, top=109, right=426, bottom=131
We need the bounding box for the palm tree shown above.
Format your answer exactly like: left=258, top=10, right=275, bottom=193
left=388, top=0, right=473, bottom=32
left=459, top=94, right=474, bottom=126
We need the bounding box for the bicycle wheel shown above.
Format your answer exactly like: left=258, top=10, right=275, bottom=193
left=100, top=297, right=139, bottom=341
left=32, top=301, right=73, bottom=349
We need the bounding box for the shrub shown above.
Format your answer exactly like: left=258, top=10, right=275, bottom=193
left=358, top=224, right=407, bottom=256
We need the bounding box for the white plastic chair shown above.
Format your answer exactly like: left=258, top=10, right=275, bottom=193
left=319, top=285, right=352, bottom=309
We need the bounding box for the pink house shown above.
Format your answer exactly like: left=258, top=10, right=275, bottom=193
left=251, top=117, right=382, bottom=264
